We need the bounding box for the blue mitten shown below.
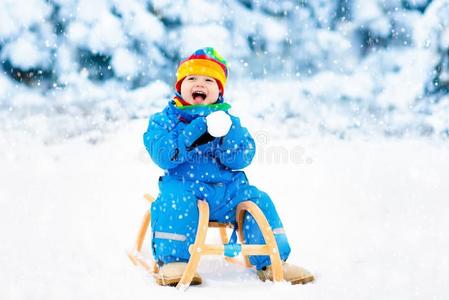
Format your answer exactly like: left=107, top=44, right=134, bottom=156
left=178, top=116, right=208, bottom=148
left=170, top=117, right=209, bottom=162
left=144, top=114, right=211, bottom=168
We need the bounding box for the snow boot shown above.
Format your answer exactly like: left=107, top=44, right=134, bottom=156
left=257, top=262, right=314, bottom=285
left=153, top=262, right=202, bottom=286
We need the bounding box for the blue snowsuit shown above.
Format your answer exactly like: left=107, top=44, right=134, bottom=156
left=143, top=100, right=291, bottom=270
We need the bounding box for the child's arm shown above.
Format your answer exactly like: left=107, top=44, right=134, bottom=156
left=217, top=116, right=256, bottom=170
left=143, top=112, right=208, bottom=169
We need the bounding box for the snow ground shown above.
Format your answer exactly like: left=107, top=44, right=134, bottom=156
left=1, top=120, right=449, bottom=300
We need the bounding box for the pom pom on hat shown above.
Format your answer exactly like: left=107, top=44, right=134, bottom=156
left=175, top=47, right=228, bottom=95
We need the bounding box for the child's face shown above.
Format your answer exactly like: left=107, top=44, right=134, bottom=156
left=180, top=75, right=220, bottom=105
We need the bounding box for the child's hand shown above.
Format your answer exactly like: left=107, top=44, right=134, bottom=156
left=206, top=111, right=232, bottom=137
left=179, top=117, right=208, bottom=148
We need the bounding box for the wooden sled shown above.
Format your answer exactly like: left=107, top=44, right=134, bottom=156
left=128, top=194, right=284, bottom=290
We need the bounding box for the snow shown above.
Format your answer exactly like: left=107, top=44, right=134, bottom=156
left=0, top=75, right=13, bottom=104
left=0, top=7, right=17, bottom=39
left=7, top=88, right=47, bottom=108
left=112, top=48, right=139, bottom=78
left=180, top=0, right=223, bottom=25
left=67, top=21, right=90, bottom=44
left=124, top=9, right=165, bottom=43
left=353, top=0, right=384, bottom=24
left=260, top=18, right=287, bottom=45
left=425, top=98, right=449, bottom=132
left=1, top=1, right=449, bottom=297
left=179, top=24, right=232, bottom=57
left=301, top=71, right=374, bottom=103
left=1, top=121, right=449, bottom=299
left=75, top=0, right=109, bottom=24
left=376, top=48, right=437, bottom=109
left=68, top=1, right=127, bottom=53
left=1, top=0, right=449, bottom=138
left=406, top=0, right=430, bottom=7
left=413, top=0, right=449, bottom=47
left=87, top=12, right=126, bottom=53
left=0, top=0, right=51, bottom=40
left=1, top=33, right=50, bottom=69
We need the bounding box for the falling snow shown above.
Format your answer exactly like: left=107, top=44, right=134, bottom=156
left=1, top=0, right=449, bottom=299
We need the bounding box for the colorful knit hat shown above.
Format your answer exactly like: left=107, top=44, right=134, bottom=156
left=175, top=47, right=229, bottom=95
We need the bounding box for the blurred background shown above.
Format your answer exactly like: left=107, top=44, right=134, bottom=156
left=1, top=3, right=449, bottom=298
left=0, top=0, right=448, bottom=142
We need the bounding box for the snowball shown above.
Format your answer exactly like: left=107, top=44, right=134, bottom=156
left=206, top=111, right=232, bottom=137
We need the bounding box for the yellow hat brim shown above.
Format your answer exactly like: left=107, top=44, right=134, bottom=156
left=176, top=59, right=227, bottom=89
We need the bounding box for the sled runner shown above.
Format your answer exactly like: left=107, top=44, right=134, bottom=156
left=128, top=194, right=284, bottom=290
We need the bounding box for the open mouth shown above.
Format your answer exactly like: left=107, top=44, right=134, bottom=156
left=192, top=90, right=207, bottom=102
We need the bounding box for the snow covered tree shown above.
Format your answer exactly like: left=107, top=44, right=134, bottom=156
left=0, top=0, right=448, bottom=139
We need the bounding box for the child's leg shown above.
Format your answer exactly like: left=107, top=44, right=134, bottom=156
left=150, top=176, right=199, bottom=265
left=220, top=174, right=291, bottom=270
left=237, top=185, right=291, bottom=269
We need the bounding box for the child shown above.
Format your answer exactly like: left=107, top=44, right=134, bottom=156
left=143, top=47, right=314, bottom=286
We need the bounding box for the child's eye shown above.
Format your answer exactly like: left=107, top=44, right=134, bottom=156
left=205, top=79, right=213, bottom=82
left=187, top=77, right=196, bottom=80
